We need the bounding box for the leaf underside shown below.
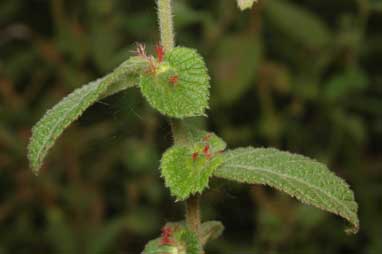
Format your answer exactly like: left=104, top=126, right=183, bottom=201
left=28, top=57, right=148, bottom=174
left=214, top=147, right=359, bottom=234
left=140, top=47, right=210, bottom=118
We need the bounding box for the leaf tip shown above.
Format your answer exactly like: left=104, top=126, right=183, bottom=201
left=345, top=219, right=360, bottom=235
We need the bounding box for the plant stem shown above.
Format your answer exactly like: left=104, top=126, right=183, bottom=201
left=157, top=0, right=175, bottom=51
left=157, top=0, right=201, bottom=236
left=186, top=194, right=201, bottom=233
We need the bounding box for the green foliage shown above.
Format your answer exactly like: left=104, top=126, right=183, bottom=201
left=214, top=147, right=359, bottom=234
left=324, top=66, right=368, bottom=100
left=212, top=35, right=261, bottom=105
left=46, top=208, right=128, bottom=254
left=264, top=0, right=331, bottom=48
left=140, top=47, right=210, bottom=118
left=27, top=56, right=148, bottom=174
left=160, top=130, right=226, bottom=200
left=142, top=222, right=202, bottom=254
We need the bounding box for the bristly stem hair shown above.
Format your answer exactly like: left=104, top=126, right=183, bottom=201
left=157, top=0, right=175, bottom=51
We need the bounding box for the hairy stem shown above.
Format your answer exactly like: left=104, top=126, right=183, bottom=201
left=157, top=0, right=175, bottom=51
left=186, top=194, right=201, bottom=233
left=157, top=0, right=201, bottom=236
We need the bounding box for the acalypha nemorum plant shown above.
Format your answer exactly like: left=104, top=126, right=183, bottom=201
left=28, top=0, right=359, bottom=253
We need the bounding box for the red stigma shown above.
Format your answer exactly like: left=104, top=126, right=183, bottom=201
left=160, top=226, right=173, bottom=245
left=169, top=75, right=179, bottom=85
left=203, top=144, right=213, bottom=160
left=203, top=144, right=210, bottom=154
left=192, top=152, right=199, bottom=161
left=155, top=44, right=165, bottom=62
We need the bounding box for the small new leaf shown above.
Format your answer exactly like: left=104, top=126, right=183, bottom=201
left=28, top=57, right=149, bottom=174
left=140, top=47, right=210, bottom=118
left=237, top=0, right=257, bottom=10
left=142, top=222, right=202, bottom=254
left=199, top=221, right=224, bottom=245
left=161, top=131, right=226, bottom=201
left=214, top=147, right=359, bottom=234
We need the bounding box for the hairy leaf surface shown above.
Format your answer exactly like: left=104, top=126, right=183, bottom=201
left=28, top=57, right=148, bottom=174
left=214, top=147, right=359, bottom=234
left=140, top=47, right=210, bottom=118
left=264, top=0, right=331, bottom=48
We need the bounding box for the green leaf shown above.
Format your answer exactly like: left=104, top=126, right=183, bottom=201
left=199, top=221, right=224, bottom=245
left=214, top=147, right=359, bottom=234
left=237, top=0, right=257, bottom=10
left=264, top=0, right=331, bottom=48
left=212, top=35, right=261, bottom=105
left=140, top=47, right=210, bottom=118
left=28, top=57, right=148, bottom=174
left=161, top=131, right=226, bottom=201
left=87, top=217, right=128, bottom=254
left=142, top=222, right=202, bottom=254
left=324, top=66, right=368, bottom=100
left=102, top=57, right=149, bottom=98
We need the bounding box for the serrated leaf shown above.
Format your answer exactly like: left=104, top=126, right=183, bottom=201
left=199, top=221, right=224, bottom=245
left=161, top=131, right=226, bottom=201
left=142, top=222, right=201, bottom=254
left=140, top=47, right=210, bottom=118
left=214, top=147, right=359, bottom=234
left=237, top=0, right=257, bottom=10
left=264, top=0, right=331, bottom=48
left=28, top=57, right=148, bottom=174
left=161, top=146, right=223, bottom=201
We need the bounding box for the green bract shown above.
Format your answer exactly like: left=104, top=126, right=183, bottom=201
left=140, top=47, right=210, bottom=118
left=28, top=56, right=149, bottom=174
left=214, top=147, right=359, bottom=234
left=142, top=222, right=201, bottom=254
left=161, top=130, right=226, bottom=201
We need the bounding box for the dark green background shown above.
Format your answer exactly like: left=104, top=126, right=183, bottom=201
left=0, top=0, right=381, bottom=253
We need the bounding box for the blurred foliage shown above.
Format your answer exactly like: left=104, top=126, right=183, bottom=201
left=0, top=0, right=381, bottom=253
